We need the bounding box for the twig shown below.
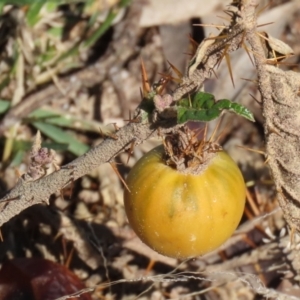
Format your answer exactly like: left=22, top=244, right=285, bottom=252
left=0, top=121, right=155, bottom=226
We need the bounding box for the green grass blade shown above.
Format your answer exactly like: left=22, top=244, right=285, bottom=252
left=26, top=1, right=44, bottom=26
left=83, top=9, right=117, bottom=48
left=10, top=149, right=25, bottom=167
left=32, top=121, right=89, bottom=156
left=120, top=0, right=132, bottom=6
left=8, top=139, right=69, bottom=166
left=1, top=0, right=23, bottom=4
left=0, top=2, right=4, bottom=13
left=28, top=109, right=104, bottom=132
left=0, top=100, right=10, bottom=114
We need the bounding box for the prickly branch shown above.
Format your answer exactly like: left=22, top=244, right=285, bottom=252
left=0, top=0, right=299, bottom=239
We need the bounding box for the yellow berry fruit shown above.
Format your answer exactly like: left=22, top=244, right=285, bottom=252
left=124, top=144, right=246, bottom=259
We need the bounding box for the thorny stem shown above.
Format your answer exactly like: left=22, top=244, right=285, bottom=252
left=242, top=0, right=300, bottom=233
left=0, top=0, right=294, bottom=228
left=241, top=0, right=276, bottom=128
left=0, top=121, right=157, bottom=226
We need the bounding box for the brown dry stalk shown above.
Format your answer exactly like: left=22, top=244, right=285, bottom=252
left=242, top=1, right=300, bottom=234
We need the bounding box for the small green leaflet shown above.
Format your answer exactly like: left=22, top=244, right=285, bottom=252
left=177, top=92, right=254, bottom=124
left=214, top=99, right=255, bottom=121
left=178, top=92, right=215, bottom=109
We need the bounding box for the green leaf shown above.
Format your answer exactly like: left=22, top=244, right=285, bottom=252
left=177, top=107, right=221, bottom=124
left=28, top=108, right=104, bottom=132
left=0, top=99, right=10, bottom=114
left=193, top=92, right=215, bottom=109
left=83, top=9, right=117, bottom=48
left=120, top=0, right=132, bottom=6
left=55, top=45, right=80, bottom=65
left=1, top=0, right=38, bottom=5
left=214, top=99, right=255, bottom=122
left=11, top=138, right=69, bottom=153
left=44, top=1, right=59, bottom=13
left=2, top=0, right=67, bottom=5
left=7, top=139, right=69, bottom=167
left=0, top=77, right=11, bottom=95
left=177, top=92, right=220, bottom=123
left=10, top=149, right=25, bottom=167
left=0, top=2, right=4, bottom=13
left=32, top=122, right=89, bottom=156
left=176, top=92, right=255, bottom=124
left=26, top=1, right=44, bottom=26
left=47, top=26, right=63, bottom=38
left=178, top=92, right=215, bottom=109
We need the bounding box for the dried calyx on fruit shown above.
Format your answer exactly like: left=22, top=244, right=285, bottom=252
left=163, top=126, right=222, bottom=174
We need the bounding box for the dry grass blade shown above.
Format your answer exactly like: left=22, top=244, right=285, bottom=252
left=140, top=59, right=151, bottom=96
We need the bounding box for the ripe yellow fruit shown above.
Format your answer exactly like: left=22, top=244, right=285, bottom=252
left=124, top=145, right=246, bottom=259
